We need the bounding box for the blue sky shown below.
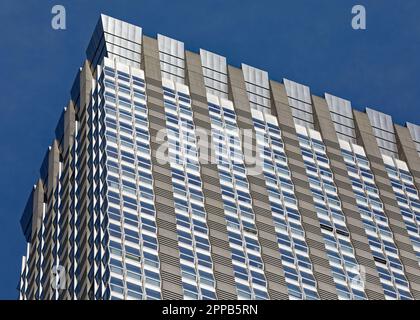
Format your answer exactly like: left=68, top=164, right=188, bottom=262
left=0, top=0, right=419, bottom=299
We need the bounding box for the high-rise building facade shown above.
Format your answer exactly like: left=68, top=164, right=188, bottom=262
left=18, top=14, right=420, bottom=300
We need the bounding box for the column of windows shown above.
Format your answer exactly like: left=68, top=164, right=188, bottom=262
left=296, top=125, right=367, bottom=299
left=207, top=94, right=269, bottom=300
left=383, top=155, right=420, bottom=266
left=98, top=59, right=162, bottom=300
left=340, top=140, right=413, bottom=299
left=251, top=109, right=319, bottom=300
left=162, top=79, right=217, bottom=300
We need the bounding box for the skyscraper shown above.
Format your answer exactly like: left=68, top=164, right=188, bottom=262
left=18, top=14, right=420, bottom=300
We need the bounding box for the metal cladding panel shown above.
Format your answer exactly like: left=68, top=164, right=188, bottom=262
left=325, top=93, right=356, bottom=142
left=407, top=122, right=420, bottom=143
left=288, top=98, right=312, bottom=113
left=86, top=14, right=142, bottom=69
left=283, top=78, right=314, bottom=128
left=291, top=109, right=313, bottom=124
left=242, top=64, right=271, bottom=111
left=366, top=108, right=394, bottom=132
left=330, top=113, right=354, bottom=128
left=242, top=64, right=269, bottom=89
left=203, top=77, right=228, bottom=94
left=202, top=69, right=228, bottom=83
left=407, top=122, right=420, bottom=155
left=366, top=108, right=398, bottom=156
left=158, top=34, right=185, bottom=83
left=335, top=124, right=356, bottom=137
left=101, top=14, right=142, bottom=44
left=200, top=49, right=229, bottom=98
left=283, top=78, right=311, bottom=103
left=200, top=49, right=227, bottom=74
left=325, top=93, right=353, bottom=118
left=158, top=34, right=185, bottom=58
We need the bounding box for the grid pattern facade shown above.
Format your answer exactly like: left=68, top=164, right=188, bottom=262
left=19, top=14, right=420, bottom=300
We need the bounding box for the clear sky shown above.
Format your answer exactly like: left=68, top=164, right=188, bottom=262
left=0, top=0, right=419, bottom=299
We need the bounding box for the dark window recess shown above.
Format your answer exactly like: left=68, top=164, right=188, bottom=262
left=320, top=224, right=334, bottom=232
left=336, top=229, right=349, bottom=237
left=374, top=256, right=387, bottom=265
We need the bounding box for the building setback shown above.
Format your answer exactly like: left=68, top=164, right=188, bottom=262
left=18, top=14, right=420, bottom=300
